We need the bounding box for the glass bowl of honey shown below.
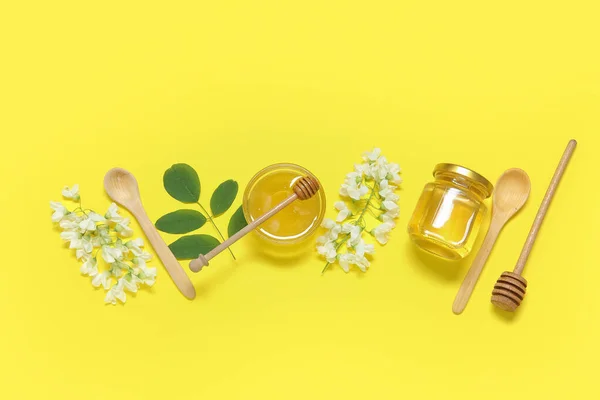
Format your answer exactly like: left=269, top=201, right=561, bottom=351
left=243, top=163, right=326, bottom=246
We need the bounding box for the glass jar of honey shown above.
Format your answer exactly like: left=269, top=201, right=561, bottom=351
left=407, top=164, right=493, bottom=260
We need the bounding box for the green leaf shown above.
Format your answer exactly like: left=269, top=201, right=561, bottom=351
left=168, top=235, right=220, bottom=260
left=163, top=163, right=200, bottom=203
left=228, top=205, right=248, bottom=237
left=155, top=209, right=207, bottom=234
left=210, top=180, right=238, bottom=216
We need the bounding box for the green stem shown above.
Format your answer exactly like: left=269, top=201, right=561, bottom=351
left=75, top=199, right=90, bottom=216
left=366, top=208, right=379, bottom=218
left=356, top=185, right=377, bottom=224
left=197, top=202, right=236, bottom=260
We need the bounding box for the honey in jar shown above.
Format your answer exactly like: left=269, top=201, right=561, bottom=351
left=407, top=164, right=493, bottom=260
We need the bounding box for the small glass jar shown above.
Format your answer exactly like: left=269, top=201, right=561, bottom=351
left=407, top=164, right=493, bottom=260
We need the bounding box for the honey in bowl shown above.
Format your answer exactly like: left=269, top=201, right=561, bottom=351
left=243, top=163, right=325, bottom=244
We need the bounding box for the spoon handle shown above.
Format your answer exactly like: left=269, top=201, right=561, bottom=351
left=513, top=139, right=577, bottom=275
left=132, top=206, right=196, bottom=300
left=452, top=219, right=504, bottom=314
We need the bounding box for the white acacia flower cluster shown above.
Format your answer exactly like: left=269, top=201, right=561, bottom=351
left=317, top=148, right=402, bottom=273
left=51, top=185, right=157, bottom=304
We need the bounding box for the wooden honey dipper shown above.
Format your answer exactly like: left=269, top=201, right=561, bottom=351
left=491, top=140, right=577, bottom=312
left=189, top=175, right=320, bottom=272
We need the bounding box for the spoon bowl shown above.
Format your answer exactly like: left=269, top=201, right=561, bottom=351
left=492, top=168, right=531, bottom=216
left=104, top=168, right=142, bottom=209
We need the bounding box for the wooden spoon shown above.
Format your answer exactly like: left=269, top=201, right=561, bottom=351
left=452, top=168, right=530, bottom=314
left=104, top=168, right=196, bottom=300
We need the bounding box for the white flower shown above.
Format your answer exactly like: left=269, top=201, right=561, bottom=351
left=61, top=212, right=82, bottom=225
left=78, top=212, right=105, bottom=232
left=76, top=249, right=91, bottom=260
left=104, top=280, right=126, bottom=304
left=136, top=265, right=157, bottom=286
left=321, top=218, right=342, bottom=241
left=115, top=218, right=133, bottom=237
left=362, top=148, right=381, bottom=162
left=338, top=253, right=370, bottom=272
left=383, top=192, right=399, bottom=203
left=386, top=163, right=402, bottom=184
left=92, top=227, right=112, bottom=247
left=134, top=251, right=152, bottom=262
left=381, top=213, right=396, bottom=227
left=121, top=276, right=139, bottom=293
left=370, top=156, right=390, bottom=181
left=131, top=254, right=153, bottom=277
left=59, top=219, right=79, bottom=231
left=379, top=180, right=399, bottom=202
left=382, top=200, right=400, bottom=219
left=78, top=218, right=96, bottom=232
left=342, top=224, right=363, bottom=247
left=60, top=230, right=81, bottom=247
left=98, top=226, right=111, bottom=239
left=338, top=253, right=354, bottom=272
left=334, top=201, right=351, bottom=222
left=384, top=210, right=399, bottom=221
left=62, top=184, right=80, bottom=200
left=60, top=231, right=79, bottom=242
left=322, top=218, right=336, bottom=229
left=63, top=212, right=80, bottom=221
left=101, top=245, right=123, bottom=263
left=80, top=258, right=98, bottom=276
left=317, top=241, right=338, bottom=263
left=340, top=181, right=368, bottom=200
left=353, top=254, right=370, bottom=272
left=105, top=203, right=123, bottom=222
left=113, top=239, right=129, bottom=257
left=109, top=262, right=126, bottom=277
left=132, top=256, right=145, bottom=268
left=381, top=200, right=400, bottom=222
left=81, top=235, right=94, bottom=253
left=354, top=239, right=375, bottom=257
left=316, top=235, right=328, bottom=245
left=91, top=235, right=105, bottom=247
left=354, top=163, right=371, bottom=176
left=339, top=172, right=369, bottom=200
left=372, top=222, right=394, bottom=245
left=63, top=233, right=92, bottom=252
left=125, top=238, right=144, bottom=256
left=90, top=211, right=105, bottom=222
left=92, top=271, right=112, bottom=290
left=50, top=201, right=69, bottom=222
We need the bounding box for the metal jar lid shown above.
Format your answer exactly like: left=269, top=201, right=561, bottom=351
left=433, top=163, right=494, bottom=196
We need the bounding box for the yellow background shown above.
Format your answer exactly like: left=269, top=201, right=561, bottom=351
left=1, top=1, right=598, bottom=399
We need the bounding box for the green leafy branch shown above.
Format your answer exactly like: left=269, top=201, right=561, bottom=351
left=156, top=163, right=248, bottom=260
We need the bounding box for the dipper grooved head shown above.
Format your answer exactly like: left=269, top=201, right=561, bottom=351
left=491, top=271, right=527, bottom=312
left=293, top=175, right=320, bottom=200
